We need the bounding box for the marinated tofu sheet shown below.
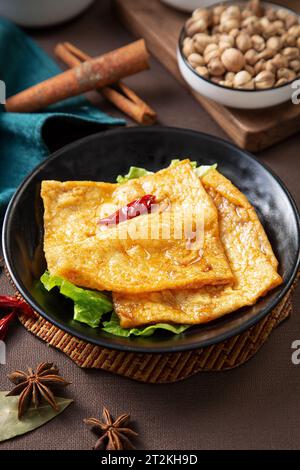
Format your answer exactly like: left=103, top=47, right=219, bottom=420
left=41, top=161, right=233, bottom=294
left=113, top=169, right=283, bottom=327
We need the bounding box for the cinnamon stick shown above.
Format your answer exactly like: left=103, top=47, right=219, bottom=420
left=6, top=40, right=150, bottom=113
left=55, top=42, right=156, bottom=125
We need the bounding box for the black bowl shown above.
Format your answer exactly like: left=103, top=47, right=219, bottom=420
left=2, top=127, right=300, bottom=353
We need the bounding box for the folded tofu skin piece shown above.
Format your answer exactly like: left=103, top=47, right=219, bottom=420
left=113, top=169, right=283, bottom=328
left=41, top=161, right=233, bottom=294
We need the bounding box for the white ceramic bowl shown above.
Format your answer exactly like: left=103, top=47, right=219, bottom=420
left=0, top=0, right=94, bottom=28
left=161, top=0, right=226, bottom=12
left=177, top=1, right=300, bottom=109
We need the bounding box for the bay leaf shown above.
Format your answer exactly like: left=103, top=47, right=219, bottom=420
left=0, top=391, right=73, bottom=442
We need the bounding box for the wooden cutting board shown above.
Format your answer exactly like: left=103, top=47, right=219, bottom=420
left=114, top=0, right=300, bottom=151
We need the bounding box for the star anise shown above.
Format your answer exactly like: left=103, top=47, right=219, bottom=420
left=84, top=406, right=138, bottom=450
left=6, top=362, right=70, bottom=419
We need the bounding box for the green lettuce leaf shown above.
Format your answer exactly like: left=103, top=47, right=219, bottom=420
left=116, top=160, right=216, bottom=184
left=116, top=166, right=153, bottom=183
left=102, top=312, right=190, bottom=337
left=41, top=271, right=113, bottom=328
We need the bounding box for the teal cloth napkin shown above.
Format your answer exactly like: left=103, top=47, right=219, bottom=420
left=0, top=18, right=125, bottom=217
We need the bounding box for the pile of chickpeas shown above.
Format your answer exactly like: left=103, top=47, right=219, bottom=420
left=182, top=0, right=300, bottom=89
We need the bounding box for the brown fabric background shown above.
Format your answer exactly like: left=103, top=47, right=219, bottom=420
left=0, top=0, right=300, bottom=450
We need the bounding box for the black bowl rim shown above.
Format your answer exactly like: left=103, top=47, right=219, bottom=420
left=2, top=126, right=300, bottom=353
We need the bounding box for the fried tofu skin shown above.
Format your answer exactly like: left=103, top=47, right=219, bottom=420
left=113, top=169, right=282, bottom=327
left=41, top=161, right=233, bottom=294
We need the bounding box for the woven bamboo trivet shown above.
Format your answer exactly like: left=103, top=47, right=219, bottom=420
left=3, top=261, right=299, bottom=383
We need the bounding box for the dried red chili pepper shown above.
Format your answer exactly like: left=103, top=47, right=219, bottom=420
left=0, top=296, right=34, bottom=317
left=0, top=296, right=34, bottom=340
left=98, top=194, right=157, bottom=226
left=0, top=311, right=16, bottom=341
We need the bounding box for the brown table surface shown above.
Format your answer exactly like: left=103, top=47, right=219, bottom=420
left=1, top=0, right=300, bottom=451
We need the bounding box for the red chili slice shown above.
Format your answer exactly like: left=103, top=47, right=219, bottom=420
left=98, top=194, right=157, bottom=226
